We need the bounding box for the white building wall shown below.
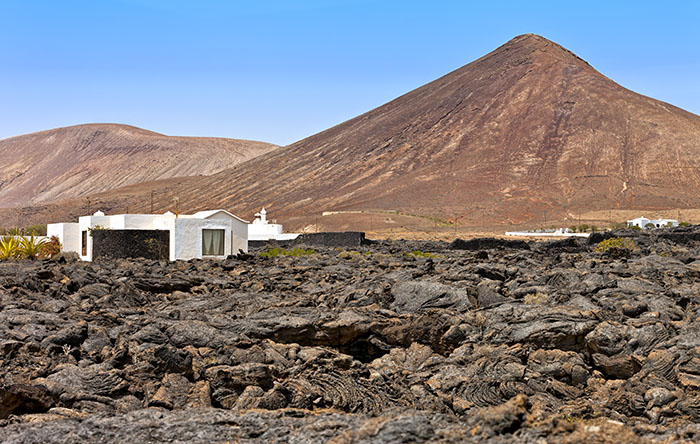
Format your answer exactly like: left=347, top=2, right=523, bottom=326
left=231, top=220, right=248, bottom=253
left=173, top=218, right=234, bottom=260
left=247, top=210, right=298, bottom=242
left=108, top=214, right=161, bottom=230
left=106, top=215, right=127, bottom=229
left=203, top=212, right=235, bottom=222
left=47, top=223, right=81, bottom=254
left=655, top=219, right=679, bottom=228
left=152, top=216, right=177, bottom=260
left=187, top=211, right=248, bottom=256
left=249, top=221, right=283, bottom=236
left=78, top=215, right=111, bottom=261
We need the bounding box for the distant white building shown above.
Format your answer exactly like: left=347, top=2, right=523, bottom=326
left=505, top=228, right=590, bottom=238
left=247, top=207, right=300, bottom=242
left=48, top=209, right=248, bottom=261
left=626, top=217, right=678, bottom=229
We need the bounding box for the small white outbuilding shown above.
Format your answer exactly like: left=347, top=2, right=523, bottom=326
left=48, top=209, right=248, bottom=261
left=247, top=207, right=300, bottom=241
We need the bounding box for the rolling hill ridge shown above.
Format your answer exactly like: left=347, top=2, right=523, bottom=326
left=4, top=34, right=700, bottom=231
left=0, top=123, right=277, bottom=208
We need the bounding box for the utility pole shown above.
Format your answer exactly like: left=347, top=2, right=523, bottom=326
left=173, top=197, right=180, bottom=217
left=150, top=190, right=154, bottom=214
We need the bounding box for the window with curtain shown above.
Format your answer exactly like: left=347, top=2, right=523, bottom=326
left=202, top=229, right=225, bottom=256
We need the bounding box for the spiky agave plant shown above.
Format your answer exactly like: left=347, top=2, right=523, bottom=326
left=6, top=227, right=23, bottom=236
left=18, top=235, right=49, bottom=260
left=0, top=236, right=21, bottom=260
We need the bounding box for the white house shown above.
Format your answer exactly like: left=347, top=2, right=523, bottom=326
left=626, top=217, right=679, bottom=229
left=247, top=207, right=300, bottom=241
left=48, top=209, right=248, bottom=261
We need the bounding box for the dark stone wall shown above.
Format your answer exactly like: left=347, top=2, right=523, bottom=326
left=450, top=237, right=530, bottom=251
left=249, top=231, right=367, bottom=249
left=92, top=230, right=170, bottom=261
left=295, top=232, right=367, bottom=247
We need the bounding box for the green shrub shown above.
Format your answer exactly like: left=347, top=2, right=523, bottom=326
left=88, top=225, right=109, bottom=236
left=405, top=250, right=438, bottom=258
left=25, top=224, right=47, bottom=236
left=644, top=223, right=656, bottom=230
left=260, top=247, right=315, bottom=258
left=338, top=249, right=371, bottom=258
left=570, top=224, right=596, bottom=233
left=524, top=292, right=550, bottom=305
left=679, top=222, right=690, bottom=227
left=595, top=237, right=637, bottom=254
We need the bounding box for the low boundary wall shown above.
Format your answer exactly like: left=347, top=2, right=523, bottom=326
left=92, top=230, right=170, bottom=260
left=249, top=231, right=367, bottom=249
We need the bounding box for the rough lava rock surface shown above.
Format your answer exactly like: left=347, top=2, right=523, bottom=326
left=3, top=227, right=700, bottom=442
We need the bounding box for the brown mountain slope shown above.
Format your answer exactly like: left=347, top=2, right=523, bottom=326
left=0, top=123, right=277, bottom=207
left=7, top=34, right=700, bottom=229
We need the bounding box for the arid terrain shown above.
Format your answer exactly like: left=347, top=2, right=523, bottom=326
left=0, top=124, right=277, bottom=208
left=2, top=34, right=699, bottom=234
left=3, top=228, right=700, bottom=442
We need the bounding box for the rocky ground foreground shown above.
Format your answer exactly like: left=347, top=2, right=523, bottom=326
left=2, top=228, right=700, bottom=443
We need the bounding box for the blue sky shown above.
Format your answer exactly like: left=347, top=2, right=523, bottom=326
left=1, top=0, right=698, bottom=145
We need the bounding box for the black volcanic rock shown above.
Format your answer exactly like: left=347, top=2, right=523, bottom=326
left=2, top=232, right=700, bottom=442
